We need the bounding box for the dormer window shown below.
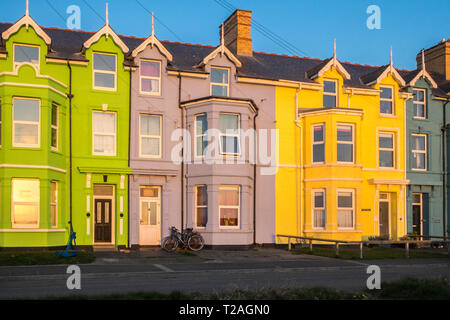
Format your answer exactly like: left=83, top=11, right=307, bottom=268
left=211, top=67, right=229, bottom=97
left=140, top=59, right=161, bottom=95
left=93, top=53, right=116, bottom=90
left=380, top=86, right=394, bottom=115
left=413, top=89, right=426, bottom=119
left=14, top=44, right=39, bottom=66
left=323, top=80, right=337, bottom=108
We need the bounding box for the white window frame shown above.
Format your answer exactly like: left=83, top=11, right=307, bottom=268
left=337, top=189, right=355, bottom=230
left=380, top=85, right=394, bottom=115
left=312, top=189, right=326, bottom=229
left=50, top=181, right=58, bottom=228
left=139, top=114, right=162, bottom=159
left=378, top=132, right=395, bottom=168
left=139, top=59, right=161, bottom=95
left=13, top=44, right=40, bottom=67
left=12, top=97, right=41, bottom=148
left=219, top=113, right=241, bottom=156
left=312, top=124, right=325, bottom=164
left=92, top=52, right=117, bottom=91
left=323, top=79, right=337, bottom=108
left=92, top=111, right=117, bottom=156
left=210, top=67, right=230, bottom=97
left=219, top=185, right=240, bottom=229
left=195, top=185, right=208, bottom=229
left=336, top=124, right=354, bottom=163
left=51, top=103, right=59, bottom=151
left=11, top=178, right=40, bottom=229
left=195, top=113, right=207, bottom=158
left=411, top=133, right=427, bottom=171
left=413, top=88, right=426, bottom=119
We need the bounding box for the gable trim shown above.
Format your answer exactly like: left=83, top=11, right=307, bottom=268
left=2, top=14, right=51, bottom=45
left=83, top=25, right=129, bottom=53
left=131, top=35, right=173, bottom=61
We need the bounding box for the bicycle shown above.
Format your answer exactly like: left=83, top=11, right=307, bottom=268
left=161, top=226, right=205, bottom=252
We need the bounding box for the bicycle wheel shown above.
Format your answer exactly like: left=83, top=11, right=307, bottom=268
left=188, top=235, right=204, bottom=251
left=162, top=236, right=178, bottom=252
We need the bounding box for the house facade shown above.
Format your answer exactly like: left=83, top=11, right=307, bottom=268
left=0, top=4, right=449, bottom=250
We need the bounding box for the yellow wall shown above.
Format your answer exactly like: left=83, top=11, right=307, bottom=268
left=275, top=66, right=408, bottom=242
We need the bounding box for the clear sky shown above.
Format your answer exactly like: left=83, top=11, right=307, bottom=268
left=1, top=0, right=449, bottom=70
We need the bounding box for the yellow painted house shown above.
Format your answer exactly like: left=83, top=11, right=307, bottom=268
left=275, top=48, right=411, bottom=242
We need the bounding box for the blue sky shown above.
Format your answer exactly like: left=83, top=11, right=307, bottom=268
left=1, top=0, right=449, bottom=70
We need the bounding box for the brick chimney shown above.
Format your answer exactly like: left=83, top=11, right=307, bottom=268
left=417, top=39, right=450, bottom=79
left=220, top=9, right=252, bottom=56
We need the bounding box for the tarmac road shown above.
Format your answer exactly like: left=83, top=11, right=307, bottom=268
left=1, top=251, right=449, bottom=299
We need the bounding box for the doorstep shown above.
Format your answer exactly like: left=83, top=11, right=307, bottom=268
left=93, top=244, right=117, bottom=252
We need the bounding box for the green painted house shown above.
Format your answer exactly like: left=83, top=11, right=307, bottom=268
left=0, top=11, right=70, bottom=248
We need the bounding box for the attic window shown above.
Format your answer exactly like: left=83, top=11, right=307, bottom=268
left=14, top=44, right=39, bottom=66
left=140, top=60, right=161, bottom=95
left=211, top=67, right=229, bottom=97
left=323, top=80, right=337, bottom=108
left=93, top=53, right=117, bottom=90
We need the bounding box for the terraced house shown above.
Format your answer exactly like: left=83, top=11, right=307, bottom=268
left=0, top=3, right=449, bottom=250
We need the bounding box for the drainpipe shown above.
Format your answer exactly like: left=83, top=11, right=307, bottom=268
left=294, top=86, right=303, bottom=237
left=127, top=67, right=132, bottom=249
left=253, top=105, right=259, bottom=246
left=177, top=72, right=184, bottom=231
left=443, top=99, right=450, bottom=238
left=66, top=60, right=73, bottom=225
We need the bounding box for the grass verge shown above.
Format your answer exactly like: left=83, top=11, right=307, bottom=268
left=292, top=246, right=448, bottom=259
left=47, top=277, right=450, bottom=300
left=0, top=250, right=95, bottom=266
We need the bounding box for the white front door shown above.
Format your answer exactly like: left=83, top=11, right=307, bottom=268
left=139, top=187, right=161, bottom=245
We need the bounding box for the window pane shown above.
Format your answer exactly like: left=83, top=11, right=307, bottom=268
left=94, top=72, right=115, bottom=88
left=337, top=143, right=353, bottom=162
left=141, top=78, right=159, bottom=93
left=140, top=187, right=158, bottom=198
left=141, top=201, right=150, bottom=225
left=51, top=105, right=58, bottom=126
left=220, top=208, right=238, bottom=226
left=93, top=113, right=116, bottom=133
left=221, top=136, right=239, bottom=154
left=93, top=54, right=116, bottom=72
left=211, top=68, right=228, bottom=84
left=413, top=194, right=421, bottom=203
left=380, top=87, right=392, bottom=99
left=196, top=136, right=208, bottom=156
left=196, top=115, right=207, bottom=135
left=50, top=182, right=57, bottom=203
left=93, top=185, right=114, bottom=196
left=323, top=80, right=336, bottom=93
left=313, top=144, right=325, bottom=162
left=140, top=115, right=160, bottom=136
left=379, top=135, right=393, bottom=148
left=212, top=85, right=228, bottom=97
left=14, top=45, right=39, bottom=64
left=337, top=126, right=352, bottom=142
left=51, top=128, right=57, bottom=148
left=413, top=136, right=425, bottom=151
left=314, top=210, right=325, bottom=228
left=14, top=99, right=39, bottom=121
left=338, top=192, right=352, bottom=208
left=14, top=123, right=39, bottom=145
left=338, top=210, right=353, bottom=228
left=196, top=207, right=208, bottom=227
left=93, top=135, right=115, bottom=154
left=413, top=153, right=426, bottom=169
left=219, top=114, right=238, bottom=132
left=413, top=90, right=424, bottom=102
left=380, top=100, right=392, bottom=114
left=141, top=137, right=160, bottom=156
left=50, top=205, right=57, bottom=227
left=13, top=205, right=39, bottom=225
left=323, top=95, right=336, bottom=108
left=13, top=179, right=40, bottom=202
left=379, top=150, right=394, bottom=167
left=313, top=125, right=324, bottom=142
left=196, top=186, right=207, bottom=206
left=141, top=60, right=160, bottom=77
left=219, top=187, right=239, bottom=206
left=414, top=104, right=425, bottom=118
left=314, top=192, right=324, bottom=208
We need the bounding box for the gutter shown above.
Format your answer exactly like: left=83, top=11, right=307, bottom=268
left=178, top=72, right=184, bottom=231
left=253, top=105, right=259, bottom=246
left=443, top=98, right=450, bottom=238
left=127, top=68, right=132, bottom=249
left=294, top=87, right=303, bottom=238
left=66, top=60, right=73, bottom=225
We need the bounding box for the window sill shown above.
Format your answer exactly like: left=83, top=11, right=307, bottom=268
left=1, top=228, right=66, bottom=232
left=379, top=114, right=397, bottom=118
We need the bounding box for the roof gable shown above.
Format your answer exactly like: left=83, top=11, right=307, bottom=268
left=360, top=48, right=405, bottom=86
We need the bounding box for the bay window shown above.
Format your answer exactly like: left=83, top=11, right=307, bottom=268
left=219, top=185, right=240, bottom=228
left=313, top=190, right=326, bottom=229
left=195, top=114, right=208, bottom=157
left=12, top=179, right=40, bottom=228
left=13, top=98, right=40, bottom=147
left=337, top=190, right=354, bottom=229
left=337, top=125, right=353, bottom=163
left=195, top=185, right=208, bottom=228
left=219, top=113, right=240, bottom=155
left=312, top=124, right=325, bottom=163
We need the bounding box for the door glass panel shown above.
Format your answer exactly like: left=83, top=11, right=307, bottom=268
left=141, top=201, right=149, bottom=225
left=96, top=202, right=102, bottom=223
left=150, top=202, right=157, bottom=225
left=94, top=185, right=114, bottom=196
left=104, top=202, right=109, bottom=224
left=140, top=187, right=159, bottom=198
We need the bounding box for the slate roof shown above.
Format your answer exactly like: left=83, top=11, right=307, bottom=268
left=0, top=22, right=448, bottom=96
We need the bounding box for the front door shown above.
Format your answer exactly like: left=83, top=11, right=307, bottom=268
left=412, top=193, right=422, bottom=235
left=379, top=193, right=390, bottom=238
left=94, top=199, right=112, bottom=243
left=139, top=186, right=161, bottom=245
